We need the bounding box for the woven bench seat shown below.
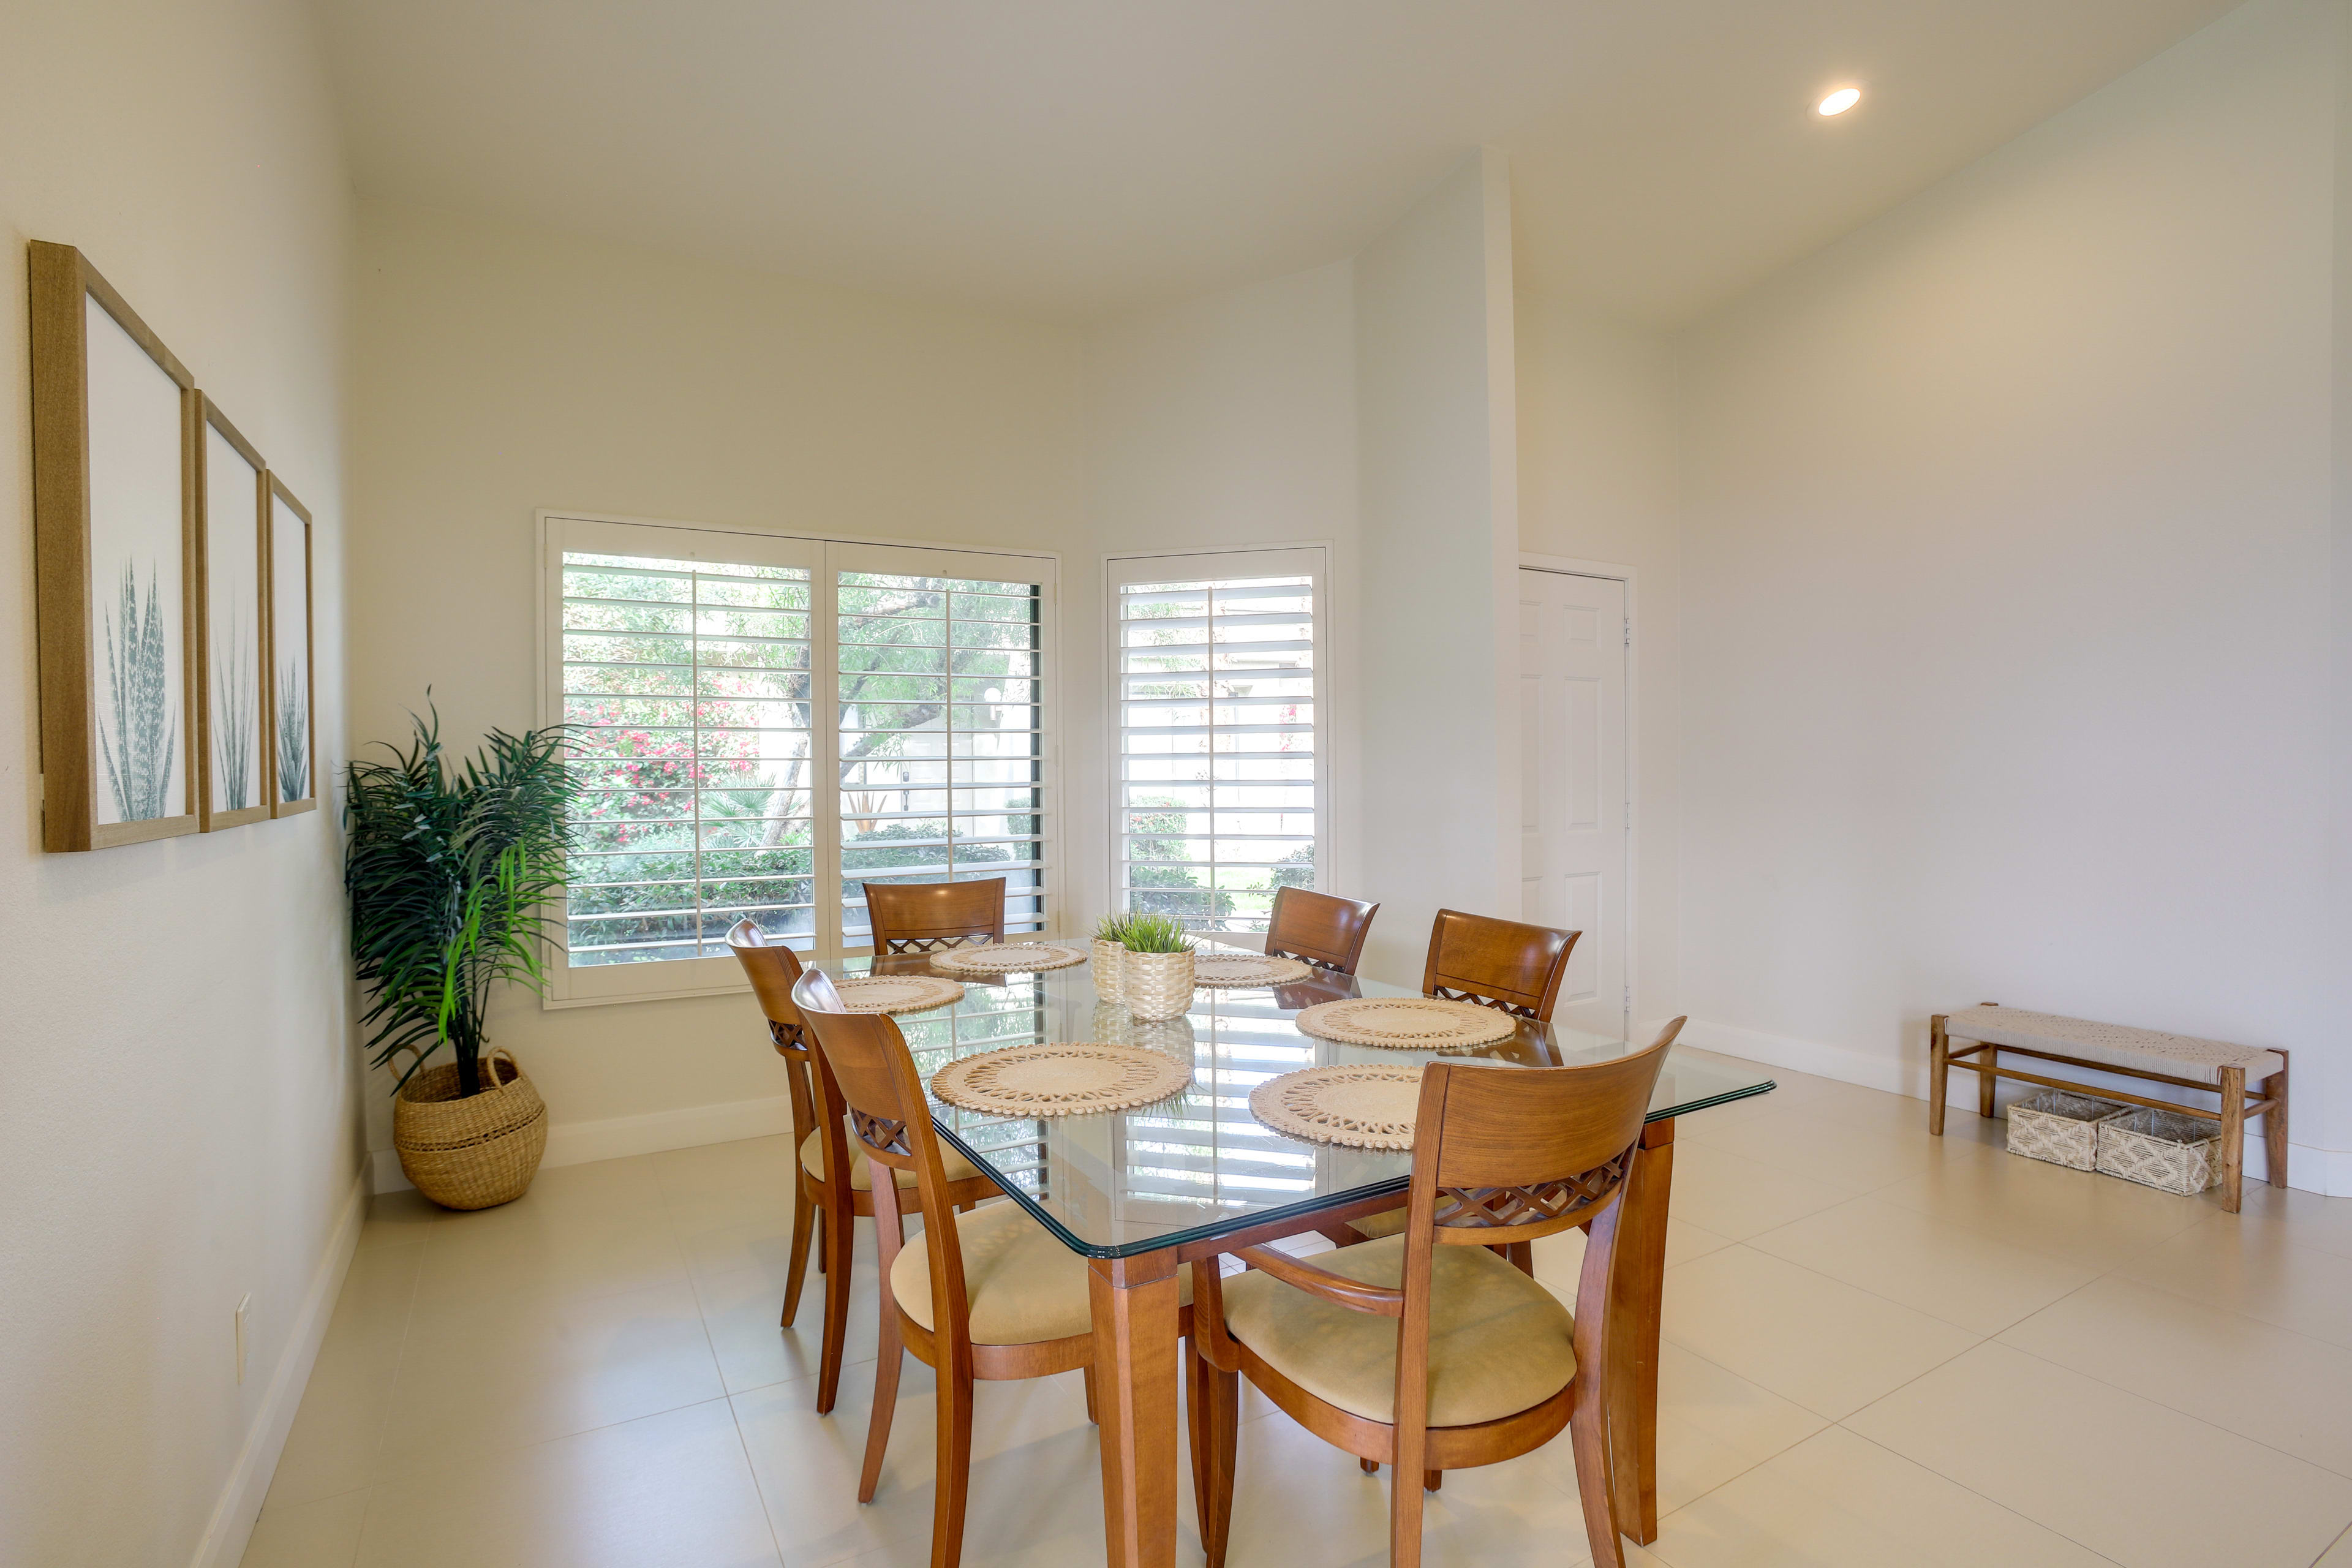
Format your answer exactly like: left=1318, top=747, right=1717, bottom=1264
left=1930, top=1003, right=2288, bottom=1213
left=1940, top=1007, right=2282, bottom=1085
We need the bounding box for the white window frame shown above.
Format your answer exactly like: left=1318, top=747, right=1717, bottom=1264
left=1104, top=543, right=1333, bottom=940
left=541, top=510, right=1061, bottom=1008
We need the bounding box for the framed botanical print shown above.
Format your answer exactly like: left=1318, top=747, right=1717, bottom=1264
left=29, top=241, right=200, bottom=851
left=265, top=475, right=316, bottom=816
left=197, top=398, right=271, bottom=829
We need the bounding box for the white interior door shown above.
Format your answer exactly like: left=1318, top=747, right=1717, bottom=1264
left=1518, top=570, right=1628, bottom=1038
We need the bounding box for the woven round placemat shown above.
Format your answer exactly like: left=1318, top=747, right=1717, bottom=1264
left=927, top=941, right=1090, bottom=976
left=1250, top=1063, right=1424, bottom=1150
left=1292, top=997, right=1516, bottom=1051
left=1191, top=953, right=1314, bottom=989
left=834, top=974, right=966, bottom=1015
left=929, top=1043, right=1193, bottom=1118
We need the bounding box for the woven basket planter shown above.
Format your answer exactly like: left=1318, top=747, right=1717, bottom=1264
left=1091, top=938, right=1127, bottom=1001
left=2096, top=1108, right=2223, bottom=1194
left=1123, top=948, right=1196, bottom=1021
left=394, top=1047, right=548, bottom=1210
left=2005, top=1090, right=2130, bottom=1172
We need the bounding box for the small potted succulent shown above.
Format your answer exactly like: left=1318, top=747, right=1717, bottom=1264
left=1120, top=912, right=1197, bottom=1021
left=1091, top=912, right=1131, bottom=1000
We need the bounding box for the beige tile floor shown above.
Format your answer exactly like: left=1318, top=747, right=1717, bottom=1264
left=243, top=1051, right=2352, bottom=1568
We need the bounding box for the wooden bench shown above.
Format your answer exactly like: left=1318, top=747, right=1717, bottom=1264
left=1930, top=1004, right=2288, bottom=1213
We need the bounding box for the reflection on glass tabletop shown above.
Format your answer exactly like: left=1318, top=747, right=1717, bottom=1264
left=818, top=942, right=1774, bottom=1259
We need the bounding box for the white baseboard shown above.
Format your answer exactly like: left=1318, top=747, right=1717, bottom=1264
left=189, top=1168, right=369, bottom=1568
left=1653, top=1015, right=2339, bottom=1197
left=371, top=1093, right=794, bottom=1194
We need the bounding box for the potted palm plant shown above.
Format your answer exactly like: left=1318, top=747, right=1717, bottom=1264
left=345, top=705, right=576, bottom=1209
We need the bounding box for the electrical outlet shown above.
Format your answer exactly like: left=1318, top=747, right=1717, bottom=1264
left=235, top=1294, right=251, bottom=1384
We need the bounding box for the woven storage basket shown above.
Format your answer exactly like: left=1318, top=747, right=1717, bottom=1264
left=2005, top=1090, right=2130, bottom=1172
left=1123, top=948, right=1196, bottom=1021
left=394, top=1047, right=548, bottom=1210
left=1091, top=938, right=1127, bottom=1001
left=2096, top=1107, right=2223, bottom=1194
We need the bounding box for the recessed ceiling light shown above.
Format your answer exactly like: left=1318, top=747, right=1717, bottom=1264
left=1818, top=87, right=1861, bottom=116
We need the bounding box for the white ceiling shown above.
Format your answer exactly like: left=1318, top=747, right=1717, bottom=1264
left=315, top=0, right=2239, bottom=327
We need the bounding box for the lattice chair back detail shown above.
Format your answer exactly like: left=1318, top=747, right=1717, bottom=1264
left=1420, top=908, right=1581, bottom=1023
left=862, top=876, right=1009, bottom=953
left=1431, top=1149, right=1636, bottom=1237
left=850, top=1107, right=913, bottom=1161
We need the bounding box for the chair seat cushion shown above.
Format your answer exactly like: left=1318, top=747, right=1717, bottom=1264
left=889, top=1197, right=1192, bottom=1346
left=800, top=1126, right=983, bottom=1191
left=1943, top=1006, right=2283, bottom=1085
left=1348, top=1205, right=1408, bottom=1240
left=1219, top=1235, right=1575, bottom=1428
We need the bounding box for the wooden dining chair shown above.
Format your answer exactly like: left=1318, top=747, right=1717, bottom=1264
left=727, top=921, right=997, bottom=1414
left=1422, top=908, right=1580, bottom=1021
left=862, top=876, right=1007, bottom=954
left=1263, top=886, right=1380, bottom=975
left=1187, top=1022, right=1681, bottom=1568
left=791, top=968, right=1193, bottom=1568
left=1346, top=910, right=1587, bottom=1247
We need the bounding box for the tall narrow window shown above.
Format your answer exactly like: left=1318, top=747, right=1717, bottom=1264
left=545, top=515, right=1057, bottom=1004
left=837, top=568, right=1047, bottom=945
left=560, top=550, right=816, bottom=966
left=1112, top=548, right=1325, bottom=936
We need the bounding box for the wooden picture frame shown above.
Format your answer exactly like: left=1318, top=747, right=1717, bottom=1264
left=29, top=241, right=200, bottom=851
left=264, top=475, right=317, bottom=816
left=196, top=398, right=271, bottom=829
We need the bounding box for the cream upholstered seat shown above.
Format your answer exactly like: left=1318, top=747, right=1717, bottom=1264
left=800, top=1126, right=982, bottom=1190
left=889, top=1198, right=1193, bottom=1346
left=1346, top=1205, right=1408, bottom=1240
left=1219, top=1234, right=1575, bottom=1428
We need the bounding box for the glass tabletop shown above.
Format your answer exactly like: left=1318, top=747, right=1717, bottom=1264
left=819, top=943, right=1775, bottom=1260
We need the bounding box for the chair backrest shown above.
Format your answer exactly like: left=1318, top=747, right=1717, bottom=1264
left=726, top=919, right=808, bottom=1055
left=1384, top=1017, right=1683, bottom=1442
left=1421, top=909, right=1580, bottom=1022
left=863, top=877, right=1007, bottom=953
left=1408, top=1017, right=1683, bottom=1242
left=791, top=968, right=979, bottom=1346
left=1264, top=887, right=1379, bottom=975
left=727, top=919, right=827, bottom=1158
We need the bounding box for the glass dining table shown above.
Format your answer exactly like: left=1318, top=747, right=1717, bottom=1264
left=824, top=943, right=1774, bottom=1567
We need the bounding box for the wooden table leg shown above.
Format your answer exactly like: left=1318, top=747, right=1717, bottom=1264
left=1607, top=1118, right=1673, bottom=1544
left=1090, top=1249, right=1182, bottom=1568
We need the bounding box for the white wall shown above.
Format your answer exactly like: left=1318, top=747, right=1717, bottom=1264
left=349, top=200, right=1086, bottom=1151
left=1076, top=258, right=1362, bottom=931
left=1675, top=0, right=2340, bottom=1174
left=0, top=2, right=357, bottom=1564
left=352, top=154, right=1539, bottom=1172
left=1355, top=149, right=1524, bottom=986
left=1515, top=290, right=1684, bottom=1022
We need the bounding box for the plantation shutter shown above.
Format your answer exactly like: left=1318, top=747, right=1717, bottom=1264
left=1111, top=548, right=1325, bottom=937
left=544, top=516, right=1057, bottom=1005
left=830, top=541, right=1049, bottom=948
